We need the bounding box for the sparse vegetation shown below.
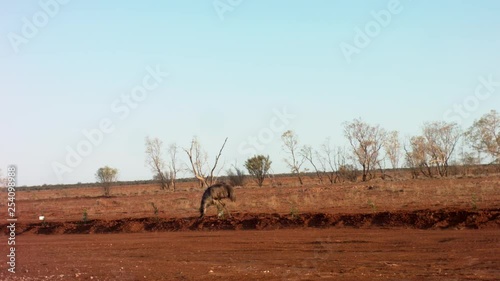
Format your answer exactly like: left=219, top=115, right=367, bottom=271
left=465, top=110, right=500, bottom=165
left=282, top=130, right=306, bottom=185
left=184, top=136, right=228, bottom=187
left=471, top=194, right=478, bottom=211
left=384, top=131, right=402, bottom=169
left=338, top=164, right=359, bottom=182
left=95, top=166, right=118, bottom=197
left=300, top=145, right=323, bottom=184
left=145, top=137, right=168, bottom=190
left=245, top=155, right=272, bottom=187
left=227, top=166, right=246, bottom=186
left=404, top=122, right=462, bottom=178
left=167, top=143, right=180, bottom=191
left=82, top=209, right=88, bottom=223
left=150, top=202, right=159, bottom=221
left=290, top=204, right=299, bottom=219
left=368, top=200, right=377, bottom=212
left=317, top=138, right=338, bottom=184
left=343, top=118, right=387, bottom=182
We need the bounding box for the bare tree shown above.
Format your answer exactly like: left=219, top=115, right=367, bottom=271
left=317, top=138, right=337, bottom=184
left=167, top=143, right=179, bottom=190
left=404, top=135, right=433, bottom=178
left=455, top=138, right=480, bottom=176
left=317, top=139, right=357, bottom=184
left=281, top=130, right=305, bottom=185
left=343, top=119, right=387, bottom=181
left=184, top=136, right=228, bottom=187
left=95, top=166, right=118, bottom=196
left=404, top=122, right=461, bottom=178
left=207, top=137, right=229, bottom=186
left=422, top=121, right=461, bottom=177
left=384, top=130, right=401, bottom=169
left=301, top=145, right=323, bottom=184
left=226, top=165, right=246, bottom=186
left=145, top=136, right=167, bottom=190
left=465, top=110, right=500, bottom=164
left=184, top=136, right=206, bottom=187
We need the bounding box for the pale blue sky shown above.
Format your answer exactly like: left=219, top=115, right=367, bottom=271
left=1, top=0, right=499, bottom=186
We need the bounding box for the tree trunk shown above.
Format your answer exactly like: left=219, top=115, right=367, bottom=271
left=362, top=165, right=367, bottom=182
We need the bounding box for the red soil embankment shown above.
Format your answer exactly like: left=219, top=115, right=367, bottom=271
left=5, top=208, right=499, bottom=235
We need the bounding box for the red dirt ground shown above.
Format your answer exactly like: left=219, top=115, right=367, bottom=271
left=1, top=175, right=499, bottom=280
left=0, top=229, right=498, bottom=280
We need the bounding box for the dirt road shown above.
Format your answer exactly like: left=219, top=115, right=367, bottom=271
left=1, top=228, right=498, bottom=281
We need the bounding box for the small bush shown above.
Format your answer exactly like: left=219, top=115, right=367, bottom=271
left=227, top=167, right=246, bottom=186
left=82, top=209, right=88, bottom=223
left=338, top=164, right=359, bottom=182
left=471, top=194, right=478, bottom=211
left=150, top=202, right=159, bottom=221
left=290, top=204, right=299, bottom=219
left=245, top=155, right=272, bottom=187
left=368, top=200, right=377, bottom=212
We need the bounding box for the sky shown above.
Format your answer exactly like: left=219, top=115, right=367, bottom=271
left=1, top=0, right=499, bottom=186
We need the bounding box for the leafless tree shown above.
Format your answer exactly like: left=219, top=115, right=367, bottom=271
left=226, top=165, right=246, bottom=187
left=145, top=136, right=167, bottom=190
left=301, top=145, right=323, bottom=184
left=281, top=130, right=305, bottom=185
left=465, top=110, right=500, bottom=164
left=334, top=146, right=355, bottom=182
left=184, top=136, right=228, bottom=187
left=422, top=121, right=461, bottom=177
left=183, top=136, right=206, bottom=187
left=167, top=143, right=179, bottom=190
left=317, top=138, right=337, bottom=184
left=207, top=137, right=228, bottom=186
left=455, top=138, right=480, bottom=176
left=384, top=130, right=401, bottom=169
left=343, top=119, right=387, bottom=181
left=95, top=166, right=118, bottom=196
left=404, top=135, right=433, bottom=178
left=317, top=139, right=357, bottom=184
left=404, top=122, right=461, bottom=178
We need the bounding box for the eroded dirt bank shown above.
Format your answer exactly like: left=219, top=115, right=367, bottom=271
left=5, top=208, right=499, bottom=235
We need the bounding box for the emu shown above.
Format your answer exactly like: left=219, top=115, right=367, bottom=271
left=199, top=182, right=236, bottom=218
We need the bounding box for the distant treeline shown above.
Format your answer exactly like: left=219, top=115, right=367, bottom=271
left=16, top=163, right=499, bottom=192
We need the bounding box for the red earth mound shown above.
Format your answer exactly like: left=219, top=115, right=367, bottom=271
left=6, top=208, right=499, bottom=235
